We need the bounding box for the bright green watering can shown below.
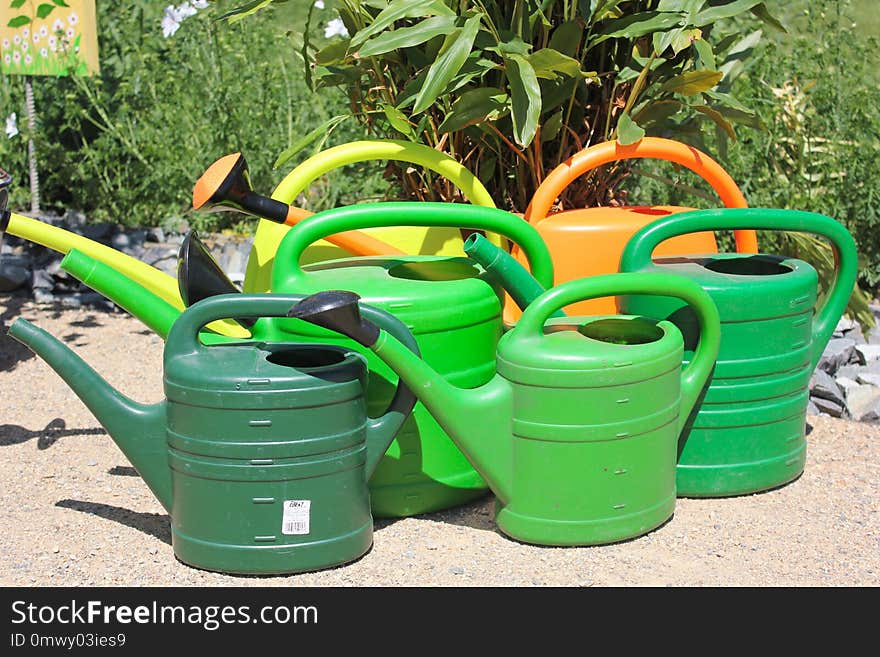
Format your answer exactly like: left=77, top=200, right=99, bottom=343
left=7, top=295, right=418, bottom=574
left=60, top=202, right=555, bottom=519
left=618, top=208, right=858, bottom=497
left=289, top=274, right=721, bottom=546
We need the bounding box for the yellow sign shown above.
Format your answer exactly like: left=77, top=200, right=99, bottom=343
left=1, top=0, right=99, bottom=76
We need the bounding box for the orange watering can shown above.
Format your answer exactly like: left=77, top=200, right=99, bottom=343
left=507, top=137, right=758, bottom=319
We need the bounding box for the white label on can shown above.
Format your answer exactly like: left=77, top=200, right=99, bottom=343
left=282, top=500, right=311, bottom=535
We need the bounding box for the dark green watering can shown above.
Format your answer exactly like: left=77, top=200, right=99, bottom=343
left=263, top=202, right=555, bottom=518
left=289, top=274, right=721, bottom=546
left=618, top=208, right=858, bottom=497
left=7, top=294, right=418, bottom=574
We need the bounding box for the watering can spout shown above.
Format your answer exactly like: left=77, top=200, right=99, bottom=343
left=288, top=291, right=514, bottom=501
left=6, top=319, right=171, bottom=511
left=463, top=233, right=564, bottom=319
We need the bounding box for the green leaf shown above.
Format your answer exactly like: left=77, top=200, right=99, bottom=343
left=273, top=115, right=350, bottom=169
left=381, top=103, right=415, bottom=138
left=633, top=99, right=684, bottom=124
left=412, top=14, right=482, bottom=114
left=540, top=110, right=564, bottom=142
left=357, top=15, right=456, bottom=57
left=702, top=89, right=751, bottom=112
left=695, top=0, right=763, bottom=24
left=6, top=15, right=30, bottom=28
left=616, top=111, right=645, bottom=145
left=590, top=11, right=686, bottom=48
left=438, top=87, right=508, bottom=133
left=590, top=0, right=626, bottom=20
left=51, top=0, right=70, bottom=6
left=505, top=53, right=542, bottom=147
left=315, top=40, right=350, bottom=66
left=548, top=20, right=583, bottom=57
left=692, top=104, right=736, bottom=140
left=528, top=48, right=582, bottom=80
left=719, top=29, right=763, bottom=81
left=692, top=36, right=715, bottom=69
left=10, top=0, right=26, bottom=8
left=218, top=0, right=274, bottom=24
left=750, top=3, right=787, bottom=33
left=349, top=0, right=454, bottom=49
left=661, top=69, right=722, bottom=95
left=36, top=3, right=55, bottom=19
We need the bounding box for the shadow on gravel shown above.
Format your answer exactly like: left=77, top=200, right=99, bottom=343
left=0, top=418, right=107, bottom=449
left=375, top=492, right=498, bottom=534
left=108, top=465, right=139, bottom=477
left=55, top=499, right=171, bottom=545
left=0, top=294, right=35, bottom=372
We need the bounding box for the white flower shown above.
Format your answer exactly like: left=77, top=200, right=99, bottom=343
left=39, top=26, right=48, bottom=37
left=3, top=54, right=10, bottom=65
left=192, top=0, right=209, bottom=8
left=22, top=27, right=29, bottom=39
left=324, top=17, right=348, bottom=39
left=5, top=112, right=18, bottom=139
left=21, top=41, right=28, bottom=52
left=2, top=39, right=9, bottom=50
left=315, top=0, right=325, bottom=8
left=24, top=53, right=32, bottom=64
left=66, top=27, right=75, bottom=39
left=32, top=33, right=39, bottom=43
left=40, top=47, right=47, bottom=58
left=53, top=19, right=64, bottom=32
left=13, top=34, right=20, bottom=45
left=12, top=51, right=20, bottom=63
left=161, top=6, right=182, bottom=38
left=48, top=35, right=57, bottom=49
left=175, top=3, right=198, bottom=20
left=68, top=12, right=78, bottom=25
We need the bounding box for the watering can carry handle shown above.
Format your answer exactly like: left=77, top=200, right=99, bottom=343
left=517, top=273, right=722, bottom=432
left=275, top=203, right=555, bottom=290
left=526, top=136, right=758, bottom=253
left=166, top=293, right=419, bottom=428
left=271, top=139, right=495, bottom=210
left=619, top=207, right=859, bottom=371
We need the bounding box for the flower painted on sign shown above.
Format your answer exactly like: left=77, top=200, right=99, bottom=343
left=3, top=54, right=10, bottom=65
left=21, top=41, right=27, bottom=52
left=24, top=53, right=31, bottom=64
left=53, top=19, right=64, bottom=33
left=2, top=39, right=9, bottom=50
left=32, top=33, right=39, bottom=43
left=39, top=26, right=48, bottom=38
left=68, top=12, right=79, bottom=26
left=324, top=17, right=348, bottom=39
left=22, top=27, right=29, bottom=39
left=40, top=47, right=48, bottom=58
left=48, top=35, right=57, bottom=50
left=5, top=112, right=18, bottom=139
left=66, top=27, right=75, bottom=39
left=12, top=51, right=20, bottom=63
left=13, top=34, right=20, bottom=45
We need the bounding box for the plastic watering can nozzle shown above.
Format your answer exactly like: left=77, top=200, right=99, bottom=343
left=463, top=233, right=564, bottom=318
left=192, top=153, right=308, bottom=226
left=177, top=230, right=255, bottom=329
left=287, top=290, right=380, bottom=347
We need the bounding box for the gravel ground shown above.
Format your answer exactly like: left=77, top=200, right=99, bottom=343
left=0, top=295, right=877, bottom=587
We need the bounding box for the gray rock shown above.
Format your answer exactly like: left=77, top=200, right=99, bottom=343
left=836, top=376, right=860, bottom=391
left=809, top=369, right=845, bottom=405
left=0, top=254, right=31, bottom=292
left=31, top=267, right=54, bottom=291
left=846, top=324, right=866, bottom=345
left=807, top=399, right=821, bottom=416
left=836, top=364, right=863, bottom=379
left=80, top=222, right=113, bottom=241
left=110, top=232, right=130, bottom=249
left=835, top=317, right=857, bottom=333
left=855, top=344, right=880, bottom=364
left=857, top=372, right=880, bottom=387
left=812, top=396, right=846, bottom=417
left=868, top=326, right=880, bottom=345
left=146, top=227, right=165, bottom=243
left=845, top=384, right=880, bottom=421
left=818, top=338, right=856, bottom=373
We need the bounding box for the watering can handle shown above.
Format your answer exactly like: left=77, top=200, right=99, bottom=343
left=526, top=137, right=758, bottom=253
left=166, top=293, right=419, bottom=436
left=274, top=202, right=555, bottom=290
left=271, top=139, right=495, bottom=210
left=517, top=273, right=722, bottom=433
left=619, top=207, right=859, bottom=371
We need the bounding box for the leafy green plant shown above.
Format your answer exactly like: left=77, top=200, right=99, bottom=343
left=229, top=0, right=780, bottom=213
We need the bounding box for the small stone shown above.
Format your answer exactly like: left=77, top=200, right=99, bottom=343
left=80, top=222, right=114, bottom=241
left=845, top=384, right=880, bottom=421
left=52, top=546, right=59, bottom=554
left=449, top=566, right=464, bottom=575
left=110, top=232, right=130, bottom=249
left=837, top=365, right=862, bottom=379
left=857, top=372, right=880, bottom=387
left=867, top=326, right=880, bottom=345
left=818, top=338, right=856, bottom=373
left=812, top=396, right=845, bottom=418
left=855, top=344, right=880, bottom=364
left=807, top=399, right=821, bottom=416
left=86, top=459, right=98, bottom=466
left=148, top=547, right=158, bottom=555
left=146, top=227, right=165, bottom=243
left=810, top=370, right=845, bottom=405
left=425, top=543, right=438, bottom=551
left=403, top=550, right=415, bottom=558
left=836, top=317, right=857, bottom=333
left=836, top=376, right=860, bottom=391
left=847, top=324, right=866, bottom=345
